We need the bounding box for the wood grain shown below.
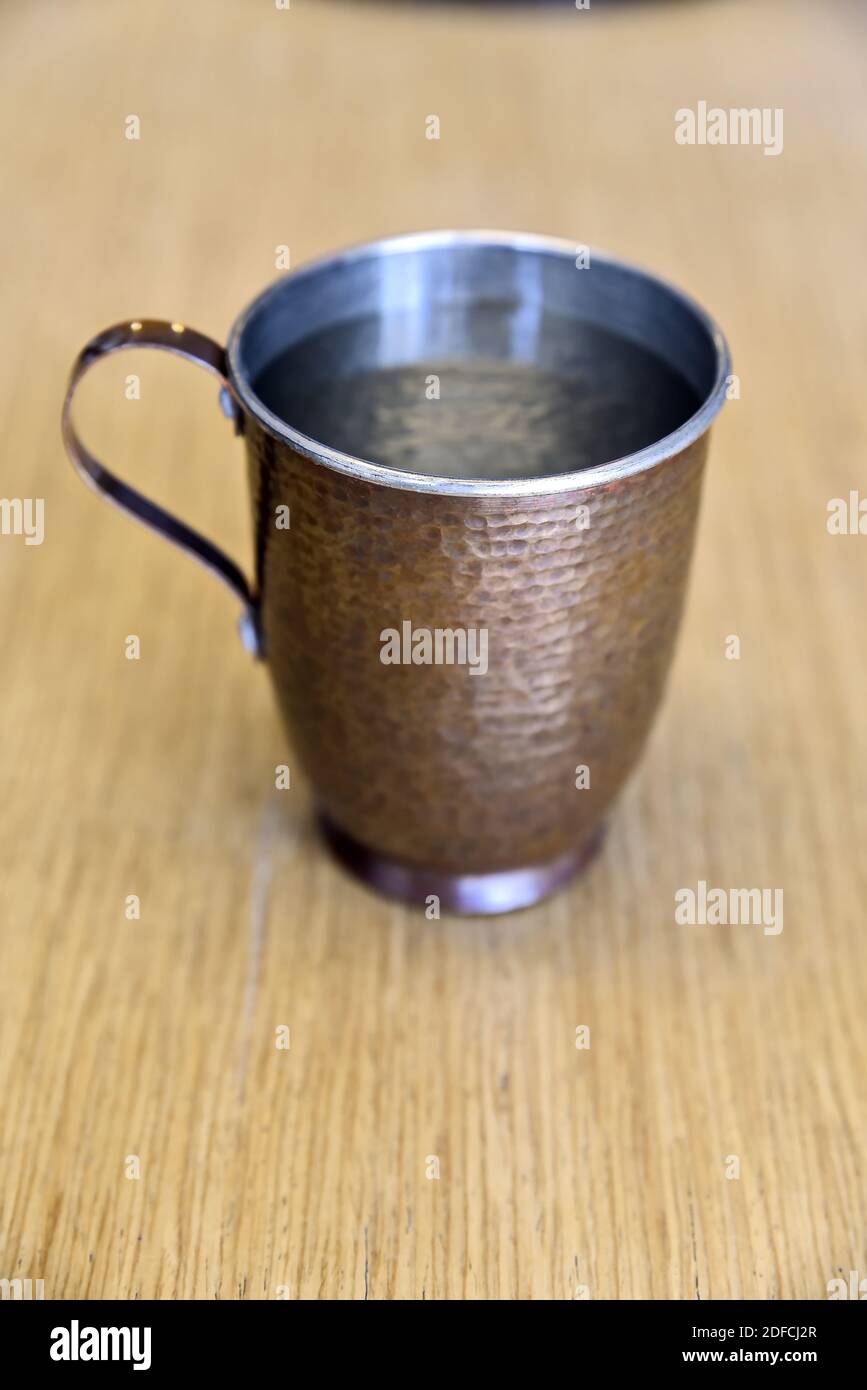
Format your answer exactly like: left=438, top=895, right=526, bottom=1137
left=0, top=0, right=864, bottom=1300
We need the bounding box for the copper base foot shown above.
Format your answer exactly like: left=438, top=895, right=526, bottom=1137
left=318, top=816, right=606, bottom=916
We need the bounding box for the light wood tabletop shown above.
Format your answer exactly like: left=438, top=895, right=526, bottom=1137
left=1, top=0, right=864, bottom=1300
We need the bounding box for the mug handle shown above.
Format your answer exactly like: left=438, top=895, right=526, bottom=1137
left=61, top=318, right=262, bottom=656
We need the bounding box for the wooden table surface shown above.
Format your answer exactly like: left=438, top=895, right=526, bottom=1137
left=1, top=0, right=864, bottom=1301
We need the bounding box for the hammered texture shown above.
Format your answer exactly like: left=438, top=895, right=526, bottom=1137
left=246, top=419, right=709, bottom=873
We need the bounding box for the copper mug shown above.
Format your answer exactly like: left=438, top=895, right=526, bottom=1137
left=62, top=231, right=730, bottom=914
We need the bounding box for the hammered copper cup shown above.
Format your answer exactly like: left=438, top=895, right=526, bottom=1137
left=62, top=232, right=730, bottom=914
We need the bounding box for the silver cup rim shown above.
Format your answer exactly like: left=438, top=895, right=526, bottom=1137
left=226, top=229, right=731, bottom=497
